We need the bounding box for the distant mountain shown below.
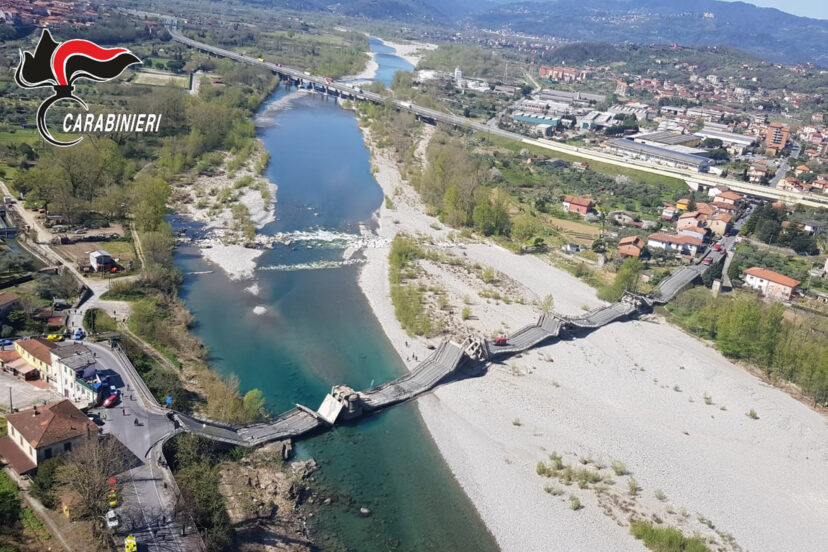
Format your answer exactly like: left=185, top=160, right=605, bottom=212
left=243, top=0, right=827, bottom=65
left=468, top=0, right=828, bottom=65
left=240, top=0, right=497, bottom=21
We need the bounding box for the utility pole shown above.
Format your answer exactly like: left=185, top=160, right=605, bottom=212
left=8, top=386, right=12, bottom=411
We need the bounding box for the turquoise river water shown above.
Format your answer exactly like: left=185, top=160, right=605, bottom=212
left=173, top=40, right=499, bottom=551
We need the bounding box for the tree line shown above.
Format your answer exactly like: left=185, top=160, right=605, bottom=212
left=669, top=288, right=828, bottom=406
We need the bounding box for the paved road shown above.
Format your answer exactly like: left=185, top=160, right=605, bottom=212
left=82, top=342, right=194, bottom=552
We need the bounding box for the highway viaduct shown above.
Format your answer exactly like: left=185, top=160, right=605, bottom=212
left=169, top=28, right=828, bottom=210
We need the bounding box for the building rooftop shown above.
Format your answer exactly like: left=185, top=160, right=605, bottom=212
left=744, top=267, right=801, bottom=288
left=53, top=344, right=96, bottom=370
left=632, top=131, right=699, bottom=146
left=0, top=291, right=20, bottom=308
left=608, top=138, right=710, bottom=168
left=5, top=400, right=98, bottom=449
left=564, top=195, right=594, bottom=207
left=648, top=233, right=703, bottom=246
left=16, top=338, right=56, bottom=365
left=694, top=127, right=756, bottom=146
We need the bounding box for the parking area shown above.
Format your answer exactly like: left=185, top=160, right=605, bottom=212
left=0, top=366, right=62, bottom=410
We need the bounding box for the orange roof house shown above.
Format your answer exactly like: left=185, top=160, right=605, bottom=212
left=562, top=195, right=595, bottom=215
left=743, top=267, right=800, bottom=301
left=618, top=236, right=646, bottom=257
left=0, top=400, right=98, bottom=474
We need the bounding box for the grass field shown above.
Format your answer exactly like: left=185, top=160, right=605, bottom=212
left=133, top=70, right=189, bottom=88
left=0, top=129, right=41, bottom=146
left=544, top=215, right=601, bottom=237
left=53, top=239, right=137, bottom=268
left=484, top=134, right=686, bottom=192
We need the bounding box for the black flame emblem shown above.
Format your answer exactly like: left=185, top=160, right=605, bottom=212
left=15, top=29, right=141, bottom=146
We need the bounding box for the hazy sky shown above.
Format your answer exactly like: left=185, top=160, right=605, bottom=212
left=723, top=0, right=827, bottom=19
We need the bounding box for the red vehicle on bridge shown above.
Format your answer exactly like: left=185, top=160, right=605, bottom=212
left=494, top=337, right=508, bottom=346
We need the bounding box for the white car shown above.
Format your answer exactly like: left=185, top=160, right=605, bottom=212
left=106, top=509, right=120, bottom=529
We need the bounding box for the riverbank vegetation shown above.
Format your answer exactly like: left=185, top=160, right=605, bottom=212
left=179, top=17, right=369, bottom=78
left=666, top=288, right=828, bottom=406
left=389, top=235, right=432, bottom=336
left=630, top=521, right=709, bottom=552
left=0, top=17, right=275, bottom=425
left=164, top=434, right=237, bottom=552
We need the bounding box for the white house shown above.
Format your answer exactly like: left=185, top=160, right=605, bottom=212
left=51, top=344, right=97, bottom=406
left=743, top=267, right=800, bottom=301
left=89, top=250, right=113, bottom=271
left=647, top=233, right=703, bottom=256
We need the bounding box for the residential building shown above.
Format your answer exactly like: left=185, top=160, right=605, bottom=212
left=539, top=66, right=589, bottom=83
left=661, top=204, right=678, bottom=221
left=0, top=291, right=20, bottom=319
left=89, top=250, right=114, bottom=272
left=618, top=236, right=645, bottom=257
left=676, top=198, right=691, bottom=210
left=794, top=165, right=811, bottom=177
left=803, top=221, right=825, bottom=235
left=51, top=344, right=97, bottom=405
left=743, top=267, right=800, bottom=301
left=15, top=338, right=57, bottom=383
left=677, top=211, right=705, bottom=231
left=748, top=164, right=771, bottom=183
left=562, top=196, right=594, bottom=215
left=0, top=400, right=98, bottom=475
left=715, top=191, right=742, bottom=207
left=678, top=226, right=708, bottom=241
left=707, top=213, right=732, bottom=236
left=647, top=233, right=703, bottom=256
left=765, top=122, right=790, bottom=155
left=695, top=203, right=717, bottom=217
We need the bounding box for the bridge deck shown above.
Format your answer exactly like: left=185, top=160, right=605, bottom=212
left=360, top=341, right=465, bottom=409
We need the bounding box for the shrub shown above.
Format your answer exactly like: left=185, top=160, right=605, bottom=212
left=611, top=460, right=628, bottom=476
left=630, top=521, right=710, bottom=552
left=569, top=496, right=582, bottom=510
left=628, top=477, right=639, bottom=496
left=746, top=409, right=759, bottom=420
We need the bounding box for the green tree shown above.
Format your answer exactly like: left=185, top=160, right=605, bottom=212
left=242, top=389, right=265, bottom=419
left=30, top=457, right=64, bottom=508
left=599, top=257, right=642, bottom=301
left=132, top=175, right=170, bottom=232
left=0, top=471, right=20, bottom=526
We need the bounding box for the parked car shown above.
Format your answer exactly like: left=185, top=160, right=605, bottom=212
left=714, top=243, right=721, bottom=251
left=494, top=337, right=509, bottom=346
left=702, top=257, right=713, bottom=265
left=46, top=334, right=64, bottom=342
left=103, top=393, right=120, bottom=408
left=0, top=339, right=12, bottom=347
left=73, top=328, right=85, bottom=340
left=74, top=228, right=87, bottom=235
left=87, top=413, right=104, bottom=426
left=106, top=510, right=119, bottom=529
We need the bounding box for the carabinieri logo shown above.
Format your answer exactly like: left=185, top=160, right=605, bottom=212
left=15, top=29, right=142, bottom=147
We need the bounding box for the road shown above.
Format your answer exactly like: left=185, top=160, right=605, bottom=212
left=83, top=341, right=195, bottom=552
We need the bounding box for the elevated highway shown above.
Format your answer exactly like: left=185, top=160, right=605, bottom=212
left=170, top=29, right=828, bottom=209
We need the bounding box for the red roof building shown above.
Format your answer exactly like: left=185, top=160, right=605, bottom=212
left=0, top=400, right=98, bottom=474
left=743, top=267, right=800, bottom=301
left=562, top=196, right=594, bottom=215
left=618, top=236, right=646, bottom=257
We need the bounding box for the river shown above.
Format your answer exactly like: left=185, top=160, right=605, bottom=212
left=174, top=39, right=498, bottom=551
